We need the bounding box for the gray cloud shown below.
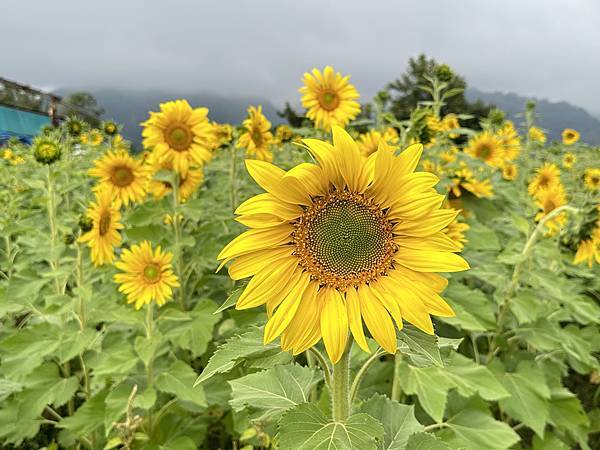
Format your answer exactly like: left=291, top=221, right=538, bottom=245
left=3, top=0, right=600, bottom=114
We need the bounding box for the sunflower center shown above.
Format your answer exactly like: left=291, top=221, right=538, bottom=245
left=165, top=124, right=193, bottom=151
left=592, top=176, right=599, bottom=185
left=111, top=166, right=134, bottom=187
left=251, top=128, right=264, bottom=147
left=478, top=144, right=491, bottom=159
left=293, top=191, right=395, bottom=290
left=143, top=264, right=161, bottom=282
left=538, top=174, right=550, bottom=187
left=98, top=211, right=111, bottom=236
left=318, top=90, right=341, bottom=111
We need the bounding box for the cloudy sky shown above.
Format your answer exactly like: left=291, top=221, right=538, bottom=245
left=3, top=0, right=600, bottom=115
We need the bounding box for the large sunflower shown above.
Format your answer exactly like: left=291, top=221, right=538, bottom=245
left=528, top=163, right=561, bottom=196
left=78, top=189, right=123, bottom=266
left=464, top=132, right=504, bottom=167
left=496, top=121, right=521, bottom=162
left=89, top=150, right=147, bottom=206
left=218, top=128, right=469, bottom=363
left=141, top=100, right=214, bottom=176
left=114, top=240, right=180, bottom=309
left=534, top=184, right=567, bottom=236
left=299, top=66, right=360, bottom=130
left=237, top=105, right=274, bottom=162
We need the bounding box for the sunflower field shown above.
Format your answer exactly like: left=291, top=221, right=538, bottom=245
left=0, top=66, right=599, bottom=450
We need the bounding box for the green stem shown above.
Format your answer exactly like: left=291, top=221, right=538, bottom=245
left=75, top=243, right=86, bottom=329
left=45, top=165, right=61, bottom=294
left=308, top=347, right=332, bottom=388
left=349, top=348, right=384, bottom=403
left=487, top=204, right=579, bottom=360
left=171, top=173, right=185, bottom=310
left=145, top=304, right=155, bottom=432
left=331, top=341, right=352, bottom=422
left=391, top=352, right=402, bottom=402
left=229, top=145, right=237, bottom=212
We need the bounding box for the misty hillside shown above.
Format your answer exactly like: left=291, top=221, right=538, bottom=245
left=466, top=88, right=600, bottom=144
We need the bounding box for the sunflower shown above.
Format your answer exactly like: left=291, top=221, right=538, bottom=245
left=528, top=163, right=561, bottom=196
left=383, top=127, right=399, bottom=144
left=563, top=153, right=576, bottom=169
left=299, top=66, right=360, bottom=130
left=422, top=159, right=443, bottom=176
left=141, top=100, right=214, bottom=176
left=103, top=121, right=118, bottom=136
left=529, top=126, right=546, bottom=144
left=237, top=105, right=274, bottom=162
left=78, top=189, right=123, bottom=266
left=464, top=132, right=504, bottom=167
left=444, top=217, right=470, bottom=250
left=573, top=226, right=600, bottom=268
left=66, top=116, right=85, bottom=137
left=442, top=114, right=460, bottom=138
left=32, top=136, right=61, bottom=165
left=502, top=163, right=518, bottom=181
left=451, top=167, right=493, bottom=198
left=89, top=150, right=147, bottom=206
left=584, top=168, right=600, bottom=191
left=440, top=147, right=458, bottom=163
left=218, top=127, right=469, bottom=363
left=534, top=184, right=567, bottom=236
left=211, top=122, right=233, bottom=148
left=562, top=128, right=580, bottom=145
left=496, top=121, right=521, bottom=162
left=2, top=149, right=14, bottom=160
left=92, top=129, right=105, bottom=146
left=148, top=157, right=204, bottom=202
left=114, top=241, right=180, bottom=309
left=275, top=124, right=294, bottom=143
left=426, top=115, right=443, bottom=134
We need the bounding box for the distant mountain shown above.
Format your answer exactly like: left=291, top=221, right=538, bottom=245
left=466, top=88, right=600, bottom=145
left=56, top=88, right=283, bottom=148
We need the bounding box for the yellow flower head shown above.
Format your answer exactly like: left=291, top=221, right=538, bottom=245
left=237, top=105, right=274, bottom=162
left=584, top=168, right=600, bottom=191
left=78, top=189, right=123, bottom=266
left=496, top=121, right=521, bottom=162
left=529, top=126, right=546, bottom=144
left=275, top=124, right=294, bottom=143
left=534, top=184, right=567, bottom=236
left=147, top=156, right=204, bottom=202
left=141, top=100, right=214, bottom=176
left=2, top=149, right=14, bottom=160
left=218, top=127, right=469, bottom=363
left=383, top=127, right=399, bottom=144
left=562, top=128, right=580, bottom=145
left=444, top=216, right=470, bottom=250
left=528, top=163, right=561, bottom=196
left=502, top=163, right=518, bottom=181
left=562, top=153, right=576, bottom=169
left=451, top=167, right=494, bottom=198
left=114, top=241, right=180, bottom=309
left=573, top=227, right=600, bottom=268
left=464, top=132, right=504, bottom=167
left=89, top=150, right=148, bottom=207
left=299, top=66, right=360, bottom=130
left=89, top=129, right=104, bottom=146
left=426, top=115, right=443, bottom=134
left=442, top=114, right=460, bottom=138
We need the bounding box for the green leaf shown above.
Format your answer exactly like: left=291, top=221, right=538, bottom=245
left=443, top=354, right=509, bottom=401
left=214, top=287, right=243, bottom=314
left=465, top=221, right=501, bottom=251
left=104, top=383, right=135, bottom=434
left=0, top=324, right=61, bottom=376
left=509, top=289, right=544, bottom=325
left=155, top=360, right=206, bottom=407
left=548, top=387, right=589, bottom=431
left=194, top=327, right=284, bottom=386
left=59, top=390, right=108, bottom=435
left=229, top=364, right=320, bottom=420
left=439, top=409, right=520, bottom=450
left=406, top=432, right=452, bottom=450
left=442, top=283, right=496, bottom=332
left=397, top=326, right=443, bottom=367
left=277, top=404, right=383, bottom=450
left=361, top=394, right=423, bottom=449
left=496, top=361, right=551, bottom=437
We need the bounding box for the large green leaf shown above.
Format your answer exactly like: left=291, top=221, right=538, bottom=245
left=496, top=361, right=551, bottom=437
left=442, top=283, right=496, bottom=332
left=439, top=409, right=520, bottom=450
left=229, top=364, right=320, bottom=420
left=155, top=360, right=207, bottom=407
left=361, top=394, right=423, bottom=449
left=406, top=432, right=452, bottom=450
left=58, top=390, right=108, bottom=436
left=277, top=404, right=383, bottom=450
left=194, top=327, right=285, bottom=386
left=443, top=354, right=509, bottom=401
left=397, top=326, right=443, bottom=367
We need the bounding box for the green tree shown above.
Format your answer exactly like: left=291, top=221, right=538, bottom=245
left=63, top=92, right=104, bottom=117
left=386, top=54, right=491, bottom=126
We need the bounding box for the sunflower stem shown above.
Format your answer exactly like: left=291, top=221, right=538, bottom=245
left=487, top=204, right=579, bottom=361
left=145, top=303, right=155, bottom=432
left=349, top=348, right=384, bottom=404
left=171, top=173, right=186, bottom=310
left=331, top=341, right=352, bottom=422
left=45, top=165, right=61, bottom=295
left=75, top=242, right=86, bottom=329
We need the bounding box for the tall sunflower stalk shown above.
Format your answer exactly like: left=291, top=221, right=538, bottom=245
left=170, top=172, right=186, bottom=310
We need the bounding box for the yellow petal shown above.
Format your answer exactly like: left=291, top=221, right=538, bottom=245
left=319, top=287, right=349, bottom=363
left=394, top=249, right=470, bottom=273
left=358, top=284, right=397, bottom=354
left=217, top=225, right=292, bottom=262
left=345, top=287, right=370, bottom=353
left=245, top=159, right=311, bottom=205
left=227, top=247, right=294, bottom=280
left=235, top=258, right=298, bottom=309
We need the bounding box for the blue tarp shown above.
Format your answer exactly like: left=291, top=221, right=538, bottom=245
left=0, top=105, right=50, bottom=144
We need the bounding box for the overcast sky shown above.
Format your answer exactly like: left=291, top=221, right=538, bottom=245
left=3, top=0, right=600, bottom=115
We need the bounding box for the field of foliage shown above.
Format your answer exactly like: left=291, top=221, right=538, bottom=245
left=0, top=63, right=599, bottom=450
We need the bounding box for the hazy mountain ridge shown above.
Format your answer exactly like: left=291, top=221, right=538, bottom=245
left=466, top=88, right=600, bottom=145
left=56, top=88, right=600, bottom=147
